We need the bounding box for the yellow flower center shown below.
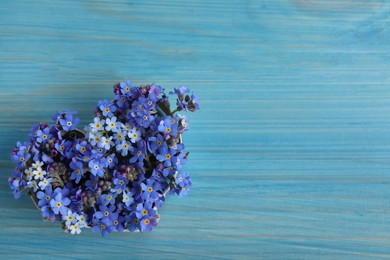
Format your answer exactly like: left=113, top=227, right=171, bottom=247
left=67, top=121, right=72, bottom=127
left=144, top=219, right=150, bottom=225
left=42, top=134, right=47, bottom=139
left=19, top=157, right=25, bottom=162
left=100, top=224, right=106, bottom=230
left=166, top=127, right=171, bottom=133
left=147, top=187, right=153, bottom=193
left=56, top=202, right=61, bottom=207
left=165, top=154, right=171, bottom=160
left=142, top=210, right=148, bottom=216
left=104, top=211, right=109, bottom=216
left=105, top=108, right=110, bottom=113
left=81, top=147, right=86, bottom=152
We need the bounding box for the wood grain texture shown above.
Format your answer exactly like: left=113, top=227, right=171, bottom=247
left=1, top=0, right=390, bottom=259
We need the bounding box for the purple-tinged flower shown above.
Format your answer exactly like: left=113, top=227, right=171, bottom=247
left=70, top=161, right=84, bottom=184
left=50, top=192, right=71, bottom=215
left=91, top=218, right=114, bottom=237
left=113, top=174, right=128, bottom=191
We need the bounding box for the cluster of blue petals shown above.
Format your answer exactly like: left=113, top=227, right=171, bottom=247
left=9, top=81, right=199, bottom=236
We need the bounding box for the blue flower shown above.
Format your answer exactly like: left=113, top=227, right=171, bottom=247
left=101, top=192, right=117, bottom=206
left=98, top=99, right=117, bottom=118
left=116, top=140, right=132, bottom=156
left=135, top=202, right=155, bottom=219
left=141, top=179, right=162, bottom=201
left=113, top=174, right=128, bottom=191
left=11, top=147, right=30, bottom=170
left=126, top=213, right=140, bottom=232
left=175, top=172, right=192, bottom=196
left=50, top=192, right=71, bottom=215
left=156, top=144, right=177, bottom=167
left=120, top=80, right=132, bottom=95
left=91, top=218, right=114, bottom=237
left=59, top=113, right=80, bottom=131
left=139, top=216, right=157, bottom=232
left=106, top=153, right=118, bottom=169
left=70, top=161, right=84, bottom=184
left=147, top=134, right=164, bottom=154
left=158, top=117, right=178, bottom=136
left=129, top=141, right=146, bottom=168
left=36, top=187, right=53, bottom=207
left=88, top=158, right=106, bottom=177
left=36, top=127, right=51, bottom=144
left=94, top=203, right=117, bottom=223
left=122, top=190, right=134, bottom=207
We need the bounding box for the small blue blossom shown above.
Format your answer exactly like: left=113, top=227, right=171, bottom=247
left=70, top=161, right=84, bottom=184
left=91, top=218, right=114, bottom=237
left=113, top=174, right=128, bottom=191
left=50, top=192, right=71, bottom=215
left=98, top=99, right=117, bottom=118
left=122, top=190, right=134, bottom=207
left=59, top=113, right=80, bottom=131
left=158, top=117, right=178, bottom=136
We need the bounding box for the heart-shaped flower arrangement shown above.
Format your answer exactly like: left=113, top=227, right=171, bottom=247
left=8, top=80, right=199, bottom=236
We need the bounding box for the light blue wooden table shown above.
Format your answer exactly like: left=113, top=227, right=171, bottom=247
left=1, top=0, right=390, bottom=259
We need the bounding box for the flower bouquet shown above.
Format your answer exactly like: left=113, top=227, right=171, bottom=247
left=8, top=81, right=199, bottom=236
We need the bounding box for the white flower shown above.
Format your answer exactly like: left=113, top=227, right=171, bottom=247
left=105, top=117, right=119, bottom=132
left=38, top=178, right=52, bottom=190
left=99, top=136, right=113, bottom=150
left=69, top=223, right=81, bottom=235
left=116, top=140, right=132, bottom=156
left=76, top=214, right=87, bottom=228
left=31, top=161, right=44, bottom=169
left=113, top=131, right=125, bottom=145
left=63, top=210, right=77, bottom=226
left=27, top=180, right=38, bottom=192
left=25, top=167, right=34, bottom=181
left=128, top=127, right=141, bottom=143
left=89, top=132, right=101, bottom=146
left=33, top=167, right=46, bottom=180
left=90, top=117, right=105, bottom=133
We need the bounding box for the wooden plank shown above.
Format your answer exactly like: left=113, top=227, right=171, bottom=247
left=1, top=0, right=390, bottom=258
